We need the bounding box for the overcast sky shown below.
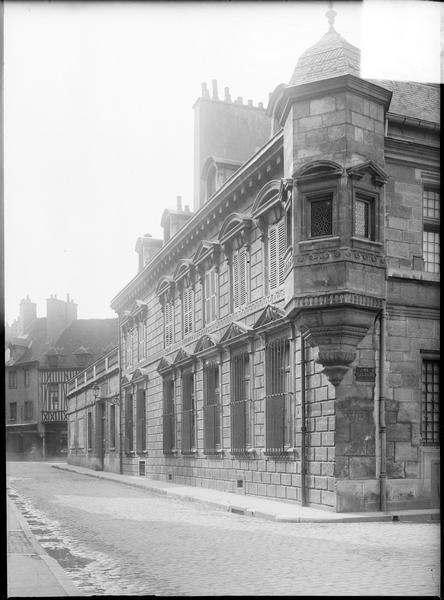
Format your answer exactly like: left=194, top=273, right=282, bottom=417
left=4, top=0, right=441, bottom=324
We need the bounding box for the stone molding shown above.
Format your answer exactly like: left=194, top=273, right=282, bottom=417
left=288, top=291, right=384, bottom=311
left=294, top=246, right=386, bottom=267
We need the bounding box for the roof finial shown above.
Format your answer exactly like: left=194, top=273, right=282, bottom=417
left=326, top=1, right=337, bottom=31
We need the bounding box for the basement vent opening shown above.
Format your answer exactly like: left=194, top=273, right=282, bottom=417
left=139, top=461, right=146, bottom=477
left=168, top=474, right=173, bottom=481
left=237, top=479, right=244, bottom=488
left=392, top=515, right=400, bottom=522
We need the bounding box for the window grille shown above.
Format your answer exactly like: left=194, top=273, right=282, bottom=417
left=203, top=361, right=221, bottom=454
left=204, top=268, right=217, bottom=324
left=110, top=404, right=116, bottom=448
left=268, top=219, right=286, bottom=291
left=265, top=338, right=291, bottom=456
left=423, top=188, right=440, bottom=273
left=136, top=389, right=146, bottom=452
left=232, top=247, right=248, bottom=310
left=164, top=301, right=174, bottom=347
left=182, top=287, right=194, bottom=336
left=230, top=352, right=250, bottom=455
left=421, top=360, right=439, bottom=445
left=181, top=371, right=195, bottom=453
left=310, top=195, right=332, bottom=238
left=163, top=378, right=175, bottom=453
left=124, top=393, right=133, bottom=452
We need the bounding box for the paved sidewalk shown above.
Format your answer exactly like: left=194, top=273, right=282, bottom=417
left=7, top=494, right=81, bottom=597
left=52, top=463, right=439, bottom=524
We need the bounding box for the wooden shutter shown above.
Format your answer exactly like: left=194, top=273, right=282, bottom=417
left=232, top=251, right=239, bottom=309
left=278, top=219, right=286, bottom=286
left=164, top=302, right=173, bottom=346
left=239, top=247, right=247, bottom=307
left=204, top=271, right=211, bottom=323
left=268, top=224, right=278, bottom=290
left=210, top=269, right=217, bottom=321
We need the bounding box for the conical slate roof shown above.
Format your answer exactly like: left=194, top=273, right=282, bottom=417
left=289, top=26, right=360, bottom=86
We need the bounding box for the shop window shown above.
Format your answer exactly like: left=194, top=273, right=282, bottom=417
left=421, top=360, right=439, bottom=445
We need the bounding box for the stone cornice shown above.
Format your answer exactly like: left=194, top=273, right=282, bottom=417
left=277, top=74, right=393, bottom=127
left=286, top=291, right=384, bottom=315
left=110, top=131, right=284, bottom=312
left=384, top=137, right=440, bottom=169
left=294, top=246, right=386, bottom=267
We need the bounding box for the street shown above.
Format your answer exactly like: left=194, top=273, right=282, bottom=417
left=7, top=462, right=440, bottom=597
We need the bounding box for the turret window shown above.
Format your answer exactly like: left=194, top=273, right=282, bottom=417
left=309, top=194, right=333, bottom=238
left=354, top=194, right=375, bottom=240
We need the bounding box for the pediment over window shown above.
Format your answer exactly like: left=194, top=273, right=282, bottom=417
left=346, top=160, right=388, bottom=187
left=123, top=300, right=148, bottom=326
left=218, top=213, right=253, bottom=251
left=220, top=321, right=253, bottom=345
left=172, top=348, right=193, bottom=366
left=156, top=276, right=175, bottom=304
left=131, top=368, right=149, bottom=383
left=173, top=259, right=195, bottom=288
left=157, top=356, right=172, bottom=374
left=121, top=375, right=131, bottom=386
left=253, top=304, right=286, bottom=329
left=295, top=160, right=343, bottom=184
left=194, top=333, right=220, bottom=355
left=252, top=180, right=284, bottom=229
left=192, top=240, right=221, bottom=269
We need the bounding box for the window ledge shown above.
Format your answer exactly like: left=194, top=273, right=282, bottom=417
left=350, top=237, right=383, bottom=249
left=298, top=236, right=341, bottom=252
left=387, top=267, right=440, bottom=282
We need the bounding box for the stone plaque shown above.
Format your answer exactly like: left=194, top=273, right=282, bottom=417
left=355, top=366, right=376, bottom=382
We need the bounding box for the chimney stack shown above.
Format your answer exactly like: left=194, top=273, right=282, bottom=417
left=176, top=195, right=182, bottom=210
left=201, top=82, right=210, bottom=98
left=224, top=86, right=231, bottom=102
left=212, top=79, right=219, bottom=100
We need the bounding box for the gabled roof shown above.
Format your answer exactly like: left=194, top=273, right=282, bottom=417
left=6, top=317, right=118, bottom=370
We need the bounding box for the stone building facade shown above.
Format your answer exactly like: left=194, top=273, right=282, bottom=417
left=110, top=19, right=440, bottom=511
left=66, top=346, right=121, bottom=473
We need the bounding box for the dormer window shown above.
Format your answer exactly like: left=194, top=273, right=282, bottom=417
left=206, top=165, right=217, bottom=200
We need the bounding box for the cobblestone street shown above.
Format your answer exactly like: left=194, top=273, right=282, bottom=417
left=7, top=462, right=440, bottom=596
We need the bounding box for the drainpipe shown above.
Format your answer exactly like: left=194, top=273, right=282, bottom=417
left=118, top=314, right=123, bottom=475
left=300, top=334, right=307, bottom=506
left=379, top=301, right=387, bottom=512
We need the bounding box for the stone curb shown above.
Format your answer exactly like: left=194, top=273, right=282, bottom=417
left=7, top=495, right=83, bottom=597
left=51, top=464, right=440, bottom=524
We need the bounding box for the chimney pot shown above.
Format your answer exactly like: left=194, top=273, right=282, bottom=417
left=236, top=96, right=243, bottom=104
left=176, top=195, right=182, bottom=210
left=211, top=79, right=219, bottom=100
left=201, top=82, right=210, bottom=98
left=184, top=204, right=190, bottom=212
left=258, top=101, right=264, bottom=109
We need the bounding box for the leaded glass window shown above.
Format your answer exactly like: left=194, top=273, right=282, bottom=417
left=423, top=188, right=440, bottom=274
left=310, top=195, right=332, bottom=238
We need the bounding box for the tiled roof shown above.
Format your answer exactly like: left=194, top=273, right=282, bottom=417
left=6, top=317, right=118, bottom=369
left=367, top=79, right=440, bottom=124
left=289, top=28, right=360, bottom=86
